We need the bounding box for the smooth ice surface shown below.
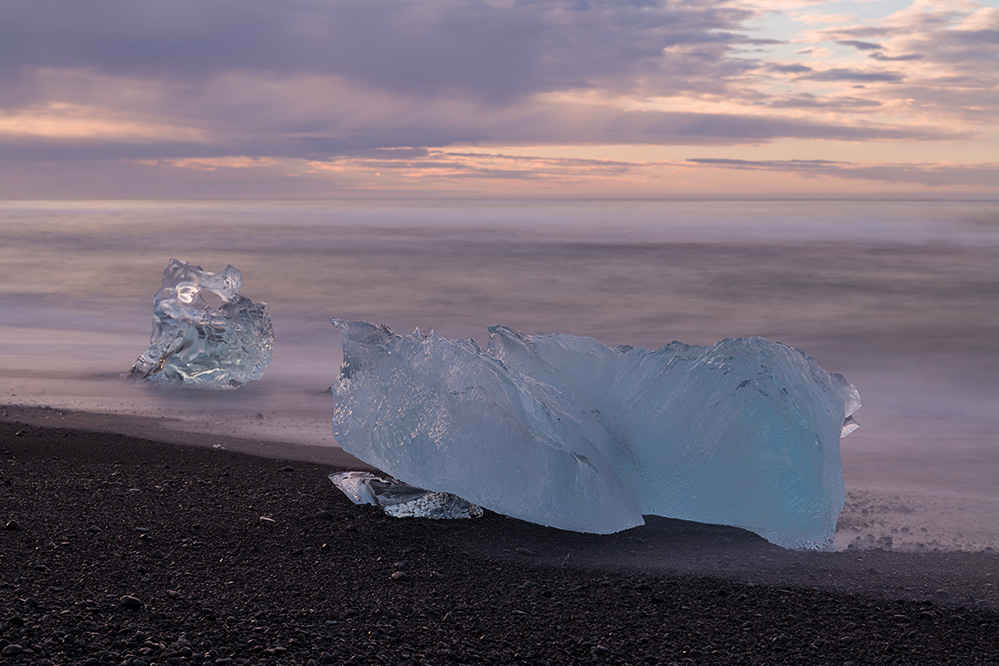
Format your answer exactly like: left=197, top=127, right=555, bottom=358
left=329, top=471, right=484, bottom=519
left=332, top=320, right=860, bottom=549
left=127, top=259, right=274, bottom=389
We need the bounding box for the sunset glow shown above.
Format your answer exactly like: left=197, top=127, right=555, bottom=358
left=1, top=0, right=996, bottom=198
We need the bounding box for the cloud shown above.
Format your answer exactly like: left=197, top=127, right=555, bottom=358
left=135, top=150, right=999, bottom=192
left=306, top=149, right=648, bottom=184
left=0, top=0, right=760, bottom=103
left=795, top=47, right=833, bottom=59
left=0, top=0, right=995, bottom=196
left=767, top=94, right=881, bottom=110
left=800, top=67, right=905, bottom=83
left=690, top=158, right=835, bottom=168
left=0, top=106, right=200, bottom=143
left=1, top=0, right=828, bottom=164
left=686, top=157, right=999, bottom=188
left=807, top=2, right=998, bottom=124
left=138, top=156, right=288, bottom=172
left=0, top=88, right=966, bottom=167
left=769, top=63, right=814, bottom=74
left=742, top=0, right=830, bottom=10
left=836, top=39, right=882, bottom=51
left=868, top=52, right=924, bottom=61
left=835, top=39, right=924, bottom=61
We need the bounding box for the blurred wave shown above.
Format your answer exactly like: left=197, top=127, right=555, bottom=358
left=1, top=198, right=997, bottom=548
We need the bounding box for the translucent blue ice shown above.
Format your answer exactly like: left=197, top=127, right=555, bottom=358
left=127, top=259, right=273, bottom=388
left=331, top=320, right=860, bottom=549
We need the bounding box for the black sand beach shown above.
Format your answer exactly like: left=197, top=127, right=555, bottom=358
left=2, top=408, right=997, bottom=665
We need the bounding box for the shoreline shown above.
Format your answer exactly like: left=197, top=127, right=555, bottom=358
left=0, top=404, right=367, bottom=470
left=1, top=416, right=997, bottom=663
left=6, top=402, right=999, bottom=553
left=4, top=404, right=999, bottom=586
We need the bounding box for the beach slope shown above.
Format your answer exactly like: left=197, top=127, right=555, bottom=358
left=1, top=414, right=997, bottom=665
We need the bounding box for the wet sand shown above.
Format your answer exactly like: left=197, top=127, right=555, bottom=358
left=1, top=408, right=997, bottom=664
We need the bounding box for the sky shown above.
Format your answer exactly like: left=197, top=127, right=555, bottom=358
left=1, top=0, right=997, bottom=198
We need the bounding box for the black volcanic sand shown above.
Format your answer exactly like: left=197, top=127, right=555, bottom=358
left=1, top=417, right=998, bottom=665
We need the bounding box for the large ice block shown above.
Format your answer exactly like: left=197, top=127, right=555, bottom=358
left=331, top=320, right=860, bottom=549
left=127, top=259, right=274, bottom=388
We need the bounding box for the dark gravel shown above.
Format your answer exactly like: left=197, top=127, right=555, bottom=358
left=1, top=418, right=997, bottom=665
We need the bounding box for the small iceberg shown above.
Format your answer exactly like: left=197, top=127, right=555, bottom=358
left=330, top=471, right=483, bottom=520
left=127, top=259, right=274, bottom=388
left=331, top=320, right=860, bottom=549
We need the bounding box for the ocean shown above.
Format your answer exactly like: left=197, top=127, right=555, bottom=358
left=1, top=198, right=997, bottom=551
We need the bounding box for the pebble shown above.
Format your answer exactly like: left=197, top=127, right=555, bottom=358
left=5, top=421, right=997, bottom=666
left=4, top=520, right=20, bottom=531
left=120, top=595, right=143, bottom=610
left=590, top=644, right=610, bottom=659
left=2, top=644, right=25, bottom=657
left=515, top=547, right=535, bottom=556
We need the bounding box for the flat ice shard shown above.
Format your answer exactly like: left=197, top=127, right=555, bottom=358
left=127, top=259, right=274, bottom=388
left=331, top=320, right=860, bottom=549
left=329, top=471, right=483, bottom=519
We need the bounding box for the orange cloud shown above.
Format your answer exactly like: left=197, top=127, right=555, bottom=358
left=0, top=104, right=204, bottom=141
left=143, top=156, right=288, bottom=171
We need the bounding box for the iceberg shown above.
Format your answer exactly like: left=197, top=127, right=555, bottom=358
left=331, top=320, right=860, bottom=549
left=127, top=259, right=274, bottom=388
left=329, top=471, right=483, bottom=519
